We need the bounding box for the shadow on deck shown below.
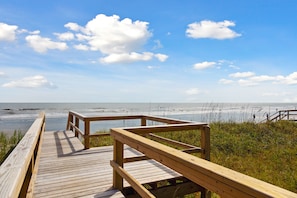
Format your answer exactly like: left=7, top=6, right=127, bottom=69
left=33, top=130, right=185, bottom=198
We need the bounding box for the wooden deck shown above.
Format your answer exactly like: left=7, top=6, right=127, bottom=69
left=32, top=130, right=181, bottom=198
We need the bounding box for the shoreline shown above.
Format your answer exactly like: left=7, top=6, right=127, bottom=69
left=1, top=102, right=296, bottom=134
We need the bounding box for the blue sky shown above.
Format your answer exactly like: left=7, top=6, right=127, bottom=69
left=1, top=0, right=297, bottom=103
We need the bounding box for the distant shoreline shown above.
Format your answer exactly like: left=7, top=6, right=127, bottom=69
left=1, top=102, right=297, bottom=134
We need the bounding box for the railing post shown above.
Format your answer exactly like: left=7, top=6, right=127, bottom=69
left=113, top=138, right=124, bottom=190
left=201, top=125, right=210, bottom=161
left=196, top=125, right=211, bottom=198
left=84, top=120, right=90, bottom=149
left=141, top=117, right=147, bottom=126
left=75, top=117, right=79, bottom=137
left=67, top=113, right=73, bottom=131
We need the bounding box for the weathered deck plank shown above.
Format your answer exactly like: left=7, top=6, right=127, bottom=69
left=32, top=131, right=180, bottom=198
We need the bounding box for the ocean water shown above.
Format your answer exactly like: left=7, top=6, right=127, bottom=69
left=0, top=103, right=296, bottom=134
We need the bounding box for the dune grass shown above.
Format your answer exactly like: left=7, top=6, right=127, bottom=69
left=210, top=121, right=297, bottom=193
left=160, top=121, right=297, bottom=194
left=89, top=132, right=113, bottom=147
left=0, top=130, right=23, bottom=164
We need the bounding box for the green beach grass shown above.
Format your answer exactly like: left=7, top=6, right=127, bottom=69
left=0, top=130, right=23, bottom=164
left=209, top=121, right=297, bottom=193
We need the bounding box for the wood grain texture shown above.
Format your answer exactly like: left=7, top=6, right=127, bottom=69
left=0, top=113, right=45, bottom=198
left=32, top=131, right=181, bottom=198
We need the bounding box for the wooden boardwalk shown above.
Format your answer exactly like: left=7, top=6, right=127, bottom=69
left=2, top=113, right=297, bottom=198
left=32, top=130, right=181, bottom=198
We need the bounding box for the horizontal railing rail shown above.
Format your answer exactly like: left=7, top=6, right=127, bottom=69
left=110, top=127, right=297, bottom=198
left=0, top=112, right=46, bottom=198
left=66, top=111, right=208, bottom=150
left=67, top=111, right=151, bottom=149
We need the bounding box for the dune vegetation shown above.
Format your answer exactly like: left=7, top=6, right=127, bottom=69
left=158, top=121, right=297, bottom=194
left=0, top=130, right=23, bottom=164
left=209, top=121, right=297, bottom=193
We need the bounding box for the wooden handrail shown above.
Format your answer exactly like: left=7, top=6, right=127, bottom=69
left=111, top=122, right=211, bottom=197
left=122, top=122, right=208, bottom=134
left=0, top=112, right=45, bottom=198
left=141, top=115, right=190, bottom=124
left=67, top=111, right=150, bottom=149
left=148, top=133, right=200, bottom=149
left=111, top=127, right=297, bottom=198
left=66, top=111, right=209, bottom=150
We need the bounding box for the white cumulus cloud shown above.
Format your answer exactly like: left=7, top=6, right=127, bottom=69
left=185, top=88, right=201, bottom=95
left=219, top=79, right=234, bottom=84
left=1, top=15, right=168, bottom=64
left=238, top=79, right=258, bottom=86
left=154, top=53, right=168, bottom=62
left=100, top=52, right=154, bottom=64
left=54, top=32, right=74, bottom=41
left=186, top=20, right=241, bottom=40
left=249, top=75, right=278, bottom=82
left=74, top=44, right=89, bottom=51
left=64, top=15, right=152, bottom=54
left=75, top=33, right=91, bottom=41
left=193, top=61, right=216, bottom=70
left=224, top=71, right=297, bottom=87
left=64, top=22, right=84, bottom=32
left=25, top=35, right=68, bottom=53
left=279, top=72, right=297, bottom=85
left=28, top=30, right=40, bottom=35
left=0, top=22, right=18, bottom=41
left=229, top=72, right=255, bottom=78
left=2, top=75, right=56, bottom=88
left=83, top=14, right=152, bottom=54
left=64, top=14, right=167, bottom=64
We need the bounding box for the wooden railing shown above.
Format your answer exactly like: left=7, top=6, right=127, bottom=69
left=0, top=112, right=45, bottom=198
left=110, top=126, right=297, bottom=198
left=263, top=109, right=297, bottom=122
left=66, top=112, right=211, bottom=196
left=111, top=122, right=210, bottom=198
left=66, top=111, right=148, bottom=149
left=66, top=111, right=208, bottom=150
